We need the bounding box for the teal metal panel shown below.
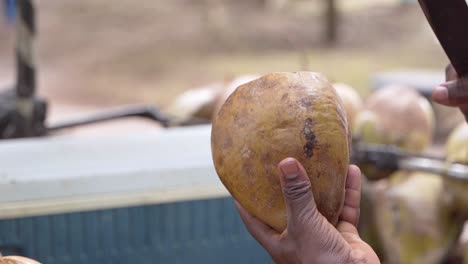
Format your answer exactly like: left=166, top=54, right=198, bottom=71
left=0, top=197, right=272, bottom=264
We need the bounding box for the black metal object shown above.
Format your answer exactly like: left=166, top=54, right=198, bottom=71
left=14, top=0, right=37, bottom=137
left=0, top=89, right=47, bottom=139
left=46, top=106, right=213, bottom=132
left=351, top=139, right=468, bottom=181
left=0, top=0, right=207, bottom=140
left=0, top=0, right=48, bottom=139
left=48, top=106, right=172, bottom=131
left=418, top=0, right=468, bottom=77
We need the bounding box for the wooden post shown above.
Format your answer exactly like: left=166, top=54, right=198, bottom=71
left=325, top=0, right=338, bottom=45
left=15, top=0, right=36, bottom=137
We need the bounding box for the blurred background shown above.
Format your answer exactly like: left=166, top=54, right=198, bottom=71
left=1, top=1, right=468, bottom=264
left=0, top=0, right=448, bottom=123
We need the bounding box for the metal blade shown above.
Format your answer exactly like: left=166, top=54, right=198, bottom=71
left=418, top=0, right=468, bottom=76
left=352, top=142, right=468, bottom=180
left=398, top=157, right=468, bottom=180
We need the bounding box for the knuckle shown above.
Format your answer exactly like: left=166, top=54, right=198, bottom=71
left=445, top=64, right=451, bottom=73
left=282, top=180, right=311, bottom=201
left=448, top=79, right=468, bottom=103
left=457, top=79, right=468, bottom=91
left=446, top=64, right=458, bottom=80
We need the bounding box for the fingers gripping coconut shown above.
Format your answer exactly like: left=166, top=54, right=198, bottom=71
left=330, top=83, right=384, bottom=256
left=211, top=72, right=350, bottom=232
left=0, top=256, right=41, bottom=264
left=211, top=72, right=381, bottom=264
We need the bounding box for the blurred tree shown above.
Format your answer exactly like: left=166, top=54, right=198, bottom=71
left=252, top=0, right=289, bottom=11
left=202, top=0, right=231, bottom=41
left=325, top=0, right=338, bottom=45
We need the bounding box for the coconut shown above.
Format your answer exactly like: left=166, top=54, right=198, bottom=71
left=444, top=123, right=468, bottom=219
left=353, top=85, right=435, bottom=180
left=364, top=84, right=434, bottom=152
left=211, top=72, right=350, bottom=232
left=457, top=223, right=468, bottom=264
left=446, top=123, right=468, bottom=164
left=333, top=83, right=364, bottom=128
left=374, top=171, right=463, bottom=264
left=165, top=82, right=226, bottom=125
left=212, top=74, right=261, bottom=118
left=359, top=177, right=385, bottom=259
left=0, top=256, right=41, bottom=264
left=353, top=110, right=384, bottom=145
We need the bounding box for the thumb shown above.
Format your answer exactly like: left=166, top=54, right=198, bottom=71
left=278, top=158, right=319, bottom=230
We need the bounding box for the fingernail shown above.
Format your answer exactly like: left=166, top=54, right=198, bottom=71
left=280, top=160, right=299, bottom=180
left=433, top=86, right=448, bottom=103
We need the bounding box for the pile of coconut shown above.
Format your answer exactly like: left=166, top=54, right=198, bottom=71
left=167, top=72, right=467, bottom=264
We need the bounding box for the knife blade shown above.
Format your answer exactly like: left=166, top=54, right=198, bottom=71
left=418, top=0, right=468, bottom=77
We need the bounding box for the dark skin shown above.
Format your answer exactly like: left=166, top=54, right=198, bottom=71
left=234, top=65, right=468, bottom=264
left=235, top=158, right=380, bottom=264
left=432, top=64, right=468, bottom=121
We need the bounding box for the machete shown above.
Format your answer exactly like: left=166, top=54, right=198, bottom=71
left=418, top=0, right=468, bottom=77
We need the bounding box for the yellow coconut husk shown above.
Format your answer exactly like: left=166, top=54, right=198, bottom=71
left=0, top=256, right=41, bottom=264
left=333, top=83, right=364, bottom=129
left=353, top=85, right=435, bottom=181
left=444, top=123, right=468, bottom=219
left=374, top=171, right=463, bottom=264
left=211, top=72, right=349, bottom=232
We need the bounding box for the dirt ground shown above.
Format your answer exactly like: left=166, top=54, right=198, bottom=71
left=0, top=0, right=448, bottom=129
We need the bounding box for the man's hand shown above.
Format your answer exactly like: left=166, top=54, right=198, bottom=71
left=235, top=157, right=380, bottom=264
left=432, top=64, right=468, bottom=121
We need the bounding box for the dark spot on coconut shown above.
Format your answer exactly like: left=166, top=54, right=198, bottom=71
left=304, top=141, right=315, bottom=158
left=303, top=118, right=317, bottom=158
left=301, top=98, right=312, bottom=108
left=281, top=93, right=289, bottom=102
left=258, top=130, right=266, bottom=139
